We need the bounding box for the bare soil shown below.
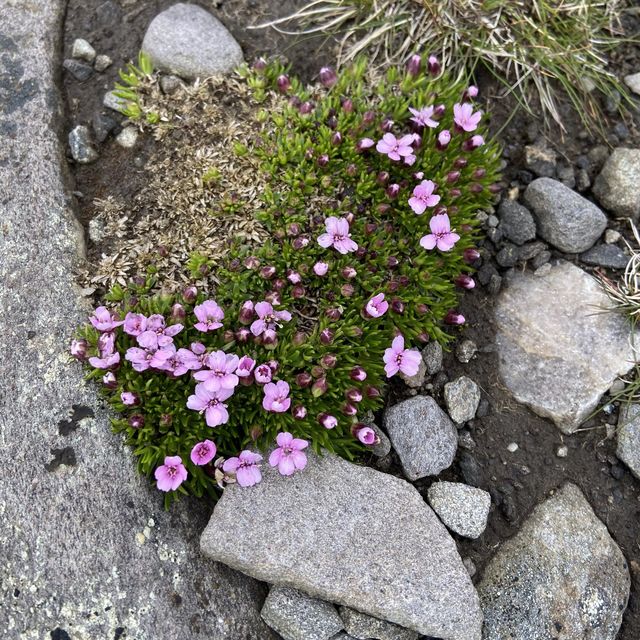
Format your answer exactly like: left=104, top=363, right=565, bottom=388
left=62, top=1, right=640, bottom=637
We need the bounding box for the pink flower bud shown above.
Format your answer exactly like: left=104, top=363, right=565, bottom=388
left=121, top=391, right=139, bottom=406
left=342, top=403, right=358, bottom=416
left=473, top=168, right=486, bottom=179
left=255, top=364, right=272, bottom=384
left=314, top=261, right=329, bottom=276
left=287, top=270, right=302, bottom=284
left=183, top=285, right=197, bottom=303
left=331, top=131, right=342, bottom=145
left=469, top=183, right=484, bottom=193
left=292, top=236, right=310, bottom=250
left=312, top=377, right=328, bottom=397
left=238, top=300, right=254, bottom=324
left=489, top=183, right=503, bottom=194
left=436, top=130, right=451, bottom=150
left=265, top=291, right=281, bottom=306
left=341, top=284, right=355, bottom=298
left=171, top=303, right=186, bottom=322
left=320, top=328, right=334, bottom=345
left=463, top=248, right=481, bottom=263
left=386, top=183, right=400, bottom=199
left=433, top=104, right=446, bottom=118
left=70, top=338, right=88, bottom=360
left=159, top=414, right=172, bottom=427
left=311, top=365, right=324, bottom=378
left=293, top=331, right=307, bottom=346
left=319, top=413, right=338, bottom=429
left=406, top=53, right=421, bottom=76
left=253, top=57, right=267, bottom=72
left=244, top=256, right=260, bottom=270
left=102, top=372, right=117, bottom=389
left=236, top=327, right=250, bottom=342
left=464, top=85, right=479, bottom=100
left=353, top=424, right=379, bottom=445
left=341, top=266, right=357, bottom=279
left=377, top=171, right=389, bottom=185
left=260, top=265, right=276, bottom=279
left=463, top=135, right=485, bottom=151
left=272, top=278, right=286, bottom=291
left=293, top=405, right=307, bottom=420
left=128, top=414, right=144, bottom=428
left=325, top=307, right=342, bottom=321
left=346, top=163, right=357, bottom=176
left=364, top=222, right=377, bottom=236
left=289, top=95, right=302, bottom=108
left=450, top=188, right=461, bottom=198
left=350, top=366, right=367, bottom=382
left=317, top=154, right=329, bottom=167
left=447, top=171, right=461, bottom=183
left=366, top=385, right=381, bottom=399
left=346, top=326, right=363, bottom=338
left=321, top=353, right=337, bottom=369
left=292, top=285, right=306, bottom=299
left=417, top=332, right=430, bottom=343
left=455, top=274, right=476, bottom=289
left=391, top=299, right=405, bottom=314
left=277, top=74, right=290, bottom=92
left=262, top=328, right=278, bottom=347
left=326, top=115, right=338, bottom=129
left=363, top=110, right=376, bottom=125
left=346, top=388, right=363, bottom=403
left=223, top=330, right=235, bottom=343
left=296, top=372, right=313, bottom=388
left=427, top=54, right=441, bottom=75
left=341, top=98, right=354, bottom=113
left=417, top=303, right=429, bottom=315
left=287, top=222, right=301, bottom=237
left=445, top=310, right=466, bottom=325
left=319, top=66, right=338, bottom=88
left=381, top=118, right=394, bottom=132
left=299, top=101, right=314, bottom=114
left=356, top=137, right=375, bottom=153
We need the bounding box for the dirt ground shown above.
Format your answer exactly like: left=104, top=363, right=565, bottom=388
left=62, top=0, right=640, bottom=637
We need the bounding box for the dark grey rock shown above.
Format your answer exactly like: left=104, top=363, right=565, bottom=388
left=497, top=199, right=536, bottom=245
left=575, top=168, right=591, bottom=192
left=479, top=484, right=630, bottom=640
left=617, top=404, right=640, bottom=479
left=523, top=178, right=607, bottom=253
left=495, top=243, right=519, bottom=268
left=613, top=123, right=630, bottom=141
left=458, top=429, right=477, bottom=451
left=458, top=452, right=482, bottom=487
left=92, top=112, right=117, bottom=143
left=142, top=3, right=244, bottom=80
left=524, top=142, right=557, bottom=177
left=338, top=607, right=418, bottom=640
left=517, top=240, right=546, bottom=262
left=593, top=148, right=640, bottom=220
left=427, top=482, right=491, bottom=539
left=160, top=74, right=184, bottom=94
left=68, top=125, right=98, bottom=163
left=485, top=226, right=503, bottom=245
left=557, top=164, right=576, bottom=189
left=486, top=274, right=502, bottom=296
left=495, top=261, right=635, bottom=433
left=0, top=2, right=273, bottom=637
left=588, top=145, right=610, bottom=173
left=422, top=341, right=443, bottom=375
left=531, top=250, right=551, bottom=269
left=261, top=586, right=343, bottom=640
left=444, top=376, right=481, bottom=424
left=477, top=263, right=498, bottom=286
left=580, top=244, right=629, bottom=270
left=383, top=396, right=458, bottom=480
left=63, top=58, right=93, bottom=82
left=201, top=452, right=483, bottom=640
left=476, top=399, right=490, bottom=419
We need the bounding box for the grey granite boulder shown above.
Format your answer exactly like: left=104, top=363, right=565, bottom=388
left=142, top=3, right=244, bottom=80
left=478, top=484, right=630, bottom=640
left=444, top=376, right=481, bottom=424
left=497, top=199, right=536, bottom=245
left=593, top=148, right=640, bottom=220
left=201, top=452, right=483, bottom=640
left=495, top=261, right=635, bottom=433
left=617, top=404, right=640, bottom=479
left=383, top=395, right=458, bottom=480
left=523, top=178, right=607, bottom=253
left=427, top=482, right=491, bottom=539
left=338, top=606, right=418, bottom=640
left=0, top=3, right=273, bottom=638
left=261, top=586, right=343, bottom=640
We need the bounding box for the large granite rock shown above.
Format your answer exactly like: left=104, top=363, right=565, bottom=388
left=201, top=452, right=483, bottom=640
left=142, top=3, right=244, bottom=80
left=383, top=395, right=458, bottom=480
left=593, top=148, right=640, bottom=220
left=495, top=261, right=635, bottom=433
left=478, top=484, right=630, bottom=640
left=523, top=178, right=607, bottom=253
left=617, top=404, right=640, bottom=479
left=0, top=3, right=272, bottom=638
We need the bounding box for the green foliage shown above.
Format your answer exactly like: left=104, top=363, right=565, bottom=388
left=79, top=56, right=501, bottom=506
left=114, top=52, right=159, bottom=122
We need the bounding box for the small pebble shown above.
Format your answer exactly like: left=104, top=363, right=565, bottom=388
left=72, top=38, right=96, bottom=63
left=103, top=90, right=127, bottom=113
left=94, top=54, right=113, bottom=72
left=507, top=442, right=519, bottom=453
left=160, top=75, right=184, bottom=95
left=605, top=229, right=621, bottom=245
left=487, top=214, right=499, bottom=228
left=116, top=126, right=139, bottom=149
left=456, top=339, right=477, bottom=363
left=534, top=263, right=552, bottom=277
left=556, top=445, right=568, bottom=458
left=63, top=59, right=93, bottom=82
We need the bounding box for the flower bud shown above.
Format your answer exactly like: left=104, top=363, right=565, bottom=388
left=128, top=414, right=144, bottom=429
left=292, top=285, right=305, bottom=299
left=262, top=328, right=278, bottom=348
left=253, top=57, right=267, bottom=72
left=434, top=205, right=448, bottom=216
left=160, top=414, right=172, bottom=427
left=433, top=104, right=446, bottom=118
left=465, top=85, right=479, bottom=99
left=417, top=332, right=430, bottom=343
left=455, top=274, right=476, bottom=289
left=311, top=365, right=324, bottom=378
left=362, top=110, right=376, bottom=125
left=341, top=266, right=357, bottom=279
left=341, top=284, right=355, bottom=298
left=473, top=168, right=486, bottom=179
left=293, top=405, right=307, bottom=420
left=391, top=299, right=405, bottom=314
left=317, top=154, right=329, bottom=167
left=132, top=275, right=146, bottom=287
left=356, top=138, right=375, bottom=153
left=326, top=307, right=342, bottom=321
left=287, top=222, right=301, bottom=237
left=463, top=248, right=481, bottom=264
left=321, top=353, right=337, bottom=369
left=463, top=135, right=485, bottom=151
left=222, top=330, right=234, bottom=343
left=346, top=388, right=363, bottom=403
left=171, top=303, right=186, bottom=322
left=469, top=183, right=483, bottom=193
left=260, top=265, right=276, bottom=279
left=387, top=256, right=399, bottom=269
left=265, top=291, right=281, bottom=306
left=272, top=278, right=286, bottom=291
left=427, top=54, right=441, bottom=75
left=121, top=391, right=140, bottom=406
left=183, top=285, right=197, bottom=303
left=70, top=338, right=88, bottom=361
left=277, top=74, right=290, bottom=92
left=292, top=236, right=310, bottom=250
left=489, top=183, right=503, bottom=194
left=313, top=261, right=329, bottom=276
left=299, top=101, right=314, bottom=114
left=319, top=413, right=338, bottom=429
left=353, top=424, right=379, bottom=445
left=250, top=425, right=263, bottom=441
left=366, top=385, right=381, bottom=399
left=381, top=118, right=394, bottom=132
left=346, top=163, right=357, bottom=177
left=238, top=300, right=255, bottom=324
left=236, top=327, right=250, bottom=342
left=320, top=328, right=334, bottom=345
left=229, top=258, right=241, bottom=271
left=102, top=372, right=117, bottom=389
left=436, top=130, right=451, bottom=150
left=287, top=269, right=302, bottom=284
left=446, top=171, right=461, bottom=184
left=331, top=131, right=342, bottom=145
left=416, top=303, right=429, bottom=315
left=345, top=211, right=355, bottom=224
left=319, top=66, right=338, bottom=88
left=386, top=183, right=400, bottom=199
left=445, top=310, right=466, bottom=325
left=450, top=188, right=461, bottom=198
left=311, top=377, right=328, bottom=397
left=342, top=403, right=358, bottom=416
left=293, top=331, right=307, bottom=346
left=289, top=95, right=302, bottom=108
left=406, top=53, right=421, bottom=77
left=377, top=171, right=389, bottom=186
left=296, top=372, right=313, bottom=388
left=346, top=325, right=363, bottom=338
left=326, top=115, right=338, bottom=129
left=341, top=97, right=354, bottom=113
left=350, top=366, right=367, bottom=382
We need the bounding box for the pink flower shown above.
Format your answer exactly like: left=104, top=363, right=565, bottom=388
left=383, top=335, right=422, bottom=377
left=365, top=293, right=388, bottom=318
left=250, top=301, right=292, bottom=336
left=138, top=314, right=183, bottom=347
left=409, top=180, right=441, bottom=215
left=409, top=106, right=438, bottom=128
left=194, top=300, right=224, bottom=332
left=313, top=261, right=329, bottom=276
left=123, top=312, right=147, bottom=336
left=236, top=355, right=256, bottom=378
left=121, top=391, right=139, bottom=406
left=319, top=413, right=338, bottom=429
left=254, top=364, right=272, bottom=384
left=89, top=306, right=124, bottom=332
left=190, top=440, right=217, bottom=466
left=420, top=213, right=460, bottom=252
left=376, top=133, right=416, bottom=164
left=356, top=138, right=375, bottom=152
left=102, top=371, right=117, bottom=388
left=223, top=450, right=263, bottom=487
left=453, top=103, right=482, bottom=132
left=262, top=380, right=291, bottom=413
left=125, top=333, right=174, bottom=372
left=159, top=348, right=200, bottom=377
left=70, top=338, right=88, bottom=360
left=188, top=342, right=207, bottom=369
left=193, top=351, right=240, bottom=392
left=355, top=425, right=378, bottom=445
left=88, top=331, right=120, bottom=369
left=437, top=130, right=451, bottom=149
left=268, top=432, right=308, bottom=476
left=186, top=384, right=233, bottom=427
left=154, top=455, right=188, bottom=492
left=317, top=217, right=358, bottom=255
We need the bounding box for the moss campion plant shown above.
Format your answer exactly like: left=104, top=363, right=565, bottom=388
left=72, top=55, right=501, bottom=507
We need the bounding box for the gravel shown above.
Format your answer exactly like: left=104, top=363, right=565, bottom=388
left=624, top=72, right=640, bottom=96
left=523, top=178, right=607, bottom=253
left=94, top=54, right=112, bottom=72
left=71, top=37, right=96, bottom=63
left=62, top=58, right=93, bottom=82
left=444, top=376, right=481, bottom=424
left=427, top=482, right=491, bottom=539
left=497, top=199, right=536, bottom=245
left=68, top=125, right=98, bottom=163
left=579, top=244, right=629, bottom=270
